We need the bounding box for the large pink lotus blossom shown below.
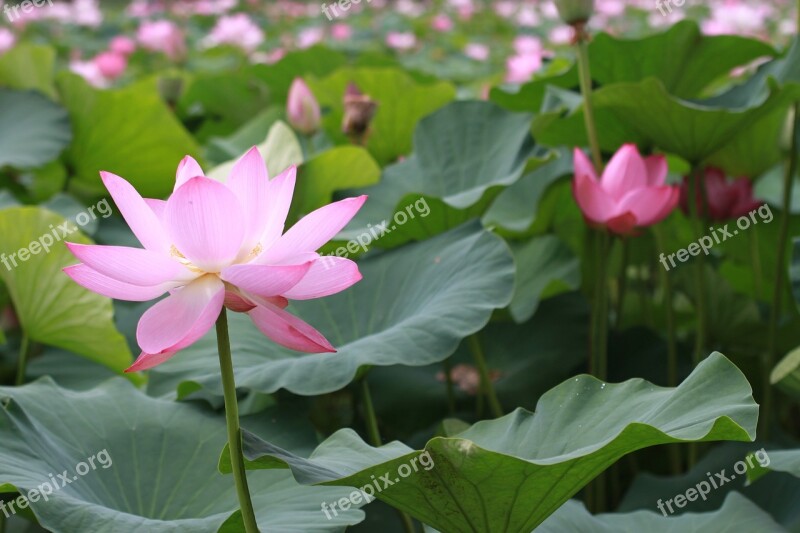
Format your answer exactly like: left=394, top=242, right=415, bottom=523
left=203, top=13, right=264, bottom=53
left=137, top=20, right=185, bottom=60
left=65, top=149, right=366, bottom=372
left=572, top=144, right=679, bottom=234
left=679, top=167, right=763, bottom=221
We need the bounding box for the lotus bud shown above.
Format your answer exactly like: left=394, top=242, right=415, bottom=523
left=553, top=0, right=594, bottom=25
left=342, top=82, right=378, bottom=144
left=287, top=78, right=321, bottom=135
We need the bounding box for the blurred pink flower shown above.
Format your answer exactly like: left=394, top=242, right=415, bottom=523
left=109, top=36, right=136, bottom=56
left=297, top=27, right=324, bottom=48
left=572, top=145, right=679, bottom=235
left=0, top=29, right=16, bottom=55
left=505, top=53, right=541, bottom=84
left=287, top=78, right=321, bottom=135
left=513, top=35, right=542, bottom=55
left=464, top=43, right=489, bottom=61
left=203, top=13, right=264, bottom=53
left=69, top=59, right=108, bottom=88
left=431, top=13, right=453, bottom=32
left=548, top=25, right=573, bottom=45
left=436, top=364, right=501, bottom=395
left=386, top=31, right=416, bottom=50
left=65, top=148, right=367, bottom=372
left=93, top=52, right=127, bottom=80
left=679, top=167, right=763, bottom=221
left=137, top=20, right=185, bottom=60
left=331, top=23, right=352, bottom=41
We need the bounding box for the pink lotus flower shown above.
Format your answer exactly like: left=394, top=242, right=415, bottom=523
left=64, top=149, right=366, bottom=372
left=203, top=13, right=265, bottom=53
left=464, top=43, right=489, bottom=62
left=679, top=167, right=763, bottom=221
left=287, top=78, right=321, bottom=135
left=137, top=20, right=185, bottom=60
left=330, top=23, right=352, bottom=41
left=109, top=36, right=136, bottom=56
left=431, top=14, right=454, bottom=32
left=0, top=29, right=16, bottom=54
left=386, top=31, right=416, bottom=50
left=572, top=144, right=679, bottom=234
left=69, top=59, right=108, bottom=88
left=93, top=52, right=127, bottom=80
left=505, top=53, right=541, bottom=84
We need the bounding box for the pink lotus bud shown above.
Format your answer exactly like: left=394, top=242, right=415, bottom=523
left=287, top=78, right=321, bottom=135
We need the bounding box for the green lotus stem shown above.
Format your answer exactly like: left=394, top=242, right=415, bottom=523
left=442, top=358, right=456, bottom=414
left=764, top=104, right=799, bottom=440
left=15, top=334, right=30, bottom=386
left=0, top=508, right=5, bottom=533
left=215, top=309, right=259, bottom=533
left=686, top=166, right=708, bottom=366
left=468, top=334, right=504, bottom=418
left=750, top=230, right=763, bottom=298
left=591, top=230, right=610, bottom=381
left=575, top=33, right=603, bottom=173
left=615, top=238, right=630, bottom=329
left=360, top=377, right=382, bottom=446
left=652, top=227, right=678, bottom=387
left=360, top=377, right=416, bottom=533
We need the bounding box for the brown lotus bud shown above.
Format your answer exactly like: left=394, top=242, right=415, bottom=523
left=342, top=82, right=378, bottom=144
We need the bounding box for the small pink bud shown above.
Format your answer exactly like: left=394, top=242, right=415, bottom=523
left=287, top=78, right=321, bottom=136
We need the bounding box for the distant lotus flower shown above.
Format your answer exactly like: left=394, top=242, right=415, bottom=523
left=69, top=59, right=108, bottom=88
left=505, top=53, right=541, bottom=83
left=464, top=43, right=489, bottom=61
left=64, top=148, right=366, bottom=372
left=572, top=144, right=679, bottom=234
left=0, top=28, right=15, bottom=54
left=297, top=27, right=324, bottom=49
left=679, top=167, right=763, bottom=221
left=287, top=78, right=321, bottom=135
left=548, top=25, right=574, bottom=45
left=203, top=13, right=264, bottom=53
left=431, top=14, right=453, bottom=32
left=385, top=31, right=416, bottom=50
left=330, top=23, right=352, bottom=41
left=109, top=36, right=136, bottom=56
left=93, top=52, right=127, bottom=80
left=137, top=20, right=185, bottom=60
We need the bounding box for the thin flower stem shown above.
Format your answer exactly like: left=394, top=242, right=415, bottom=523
left=468, top=334, right=503, bottom=418
left=653, top=226, right=682, bottom=474
left=615, top=238, right=630, bottom=329
left=591, top=230, right=610, bottom=381
left=750, top=230, right=763, bottom=299
left=686, top=166, right=708, bottom=366
left=360, top=377, right=416, bottom=533
left=15, top=334, right=30, bottom=386
left=575, top=33, right=603, bottom=173
left=215, top=309, right=259, bottom=533
left=442, top=358, right=456, bottom=414
left=0, top=509, right=5, bottom=533
left=360, top=377, right=382, bottom=447
left=764, top=104, right=799, bottom=440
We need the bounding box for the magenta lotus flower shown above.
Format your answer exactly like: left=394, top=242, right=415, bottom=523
left=64, top=148, right=366, bottom=373
left=572, top=144, right=679, bottom=235
left=287, top=78, right=321, bottom=135
left=679, top=167, right=763, bottom=221
left=93, top=51, right=127, bottom=80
